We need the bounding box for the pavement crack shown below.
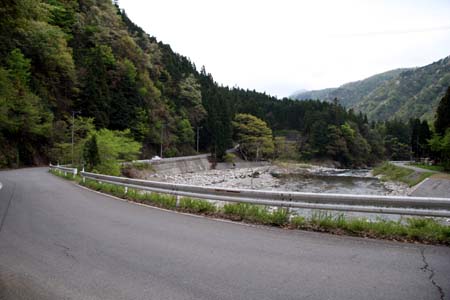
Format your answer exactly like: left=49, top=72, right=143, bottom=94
left=420, top=248, right=445, bottom=300
left=0, top=182, right=16, bottom=233
left=54, top=242, right=78, bottom=263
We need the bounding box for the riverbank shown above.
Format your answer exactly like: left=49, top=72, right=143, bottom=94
left=373, top=162, right=435, bottom=187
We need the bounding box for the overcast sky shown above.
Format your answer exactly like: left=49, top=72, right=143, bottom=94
left=118, top=0, right=450, bottom=98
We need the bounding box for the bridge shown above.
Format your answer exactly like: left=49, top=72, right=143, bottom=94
left=0, top=167, right=449, bottom=299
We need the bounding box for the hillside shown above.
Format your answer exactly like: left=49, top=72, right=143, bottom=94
left=2, top=0, right=441, bottom=169
left=291, top=57, right=450, bottom=121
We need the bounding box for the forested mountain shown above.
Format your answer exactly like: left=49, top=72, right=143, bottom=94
left=1, top=0, right=445, bottom=169
left=291, top=57, right=450, bottom=121
left=291, top=69, right=405, bottom=108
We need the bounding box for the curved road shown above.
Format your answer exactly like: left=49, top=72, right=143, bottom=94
left=0, top=168, right=449, bottom=299
left=391, top=161, right=450, bottom=198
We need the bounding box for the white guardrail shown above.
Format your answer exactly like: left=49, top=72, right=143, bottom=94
left=124, top=154, right=210, bottom=165
left=79, top=170, right=450, bottom=218
left=49, top=164, right=78, bottom=178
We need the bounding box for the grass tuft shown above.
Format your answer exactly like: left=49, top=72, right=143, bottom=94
left=178, top=198, right=216, bottom=214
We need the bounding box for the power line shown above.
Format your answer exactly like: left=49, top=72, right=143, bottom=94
left=332, top=25, right=450, bottom=38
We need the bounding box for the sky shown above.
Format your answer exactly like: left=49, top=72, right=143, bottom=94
left=118, top=0, right=450, bottom=98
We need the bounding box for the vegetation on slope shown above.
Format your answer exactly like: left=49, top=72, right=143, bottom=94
left=372, top=162, right=433, bottom=187
left=292, top=57, right=450, bottom=121
left=1, top=0, right=449, bottom=171
left=292, top=68, right=405, bottom=108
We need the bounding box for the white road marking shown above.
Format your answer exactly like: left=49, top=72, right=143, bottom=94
left=0, top=182, right=2, bottom=190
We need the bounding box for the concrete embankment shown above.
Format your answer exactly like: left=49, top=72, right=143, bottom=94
left=133, top=154, right=212, bottom=175
left=129, top=153, right=270, bottom=177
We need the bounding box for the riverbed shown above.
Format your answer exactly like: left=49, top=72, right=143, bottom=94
left=140, top=163, right=437, bottom=221
left=145, top=163, right=411, bottom=196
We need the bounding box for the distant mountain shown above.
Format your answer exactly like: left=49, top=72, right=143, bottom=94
left=291, top=56, right=450, bottom=121
left=291, top=88, right=309, bottom=95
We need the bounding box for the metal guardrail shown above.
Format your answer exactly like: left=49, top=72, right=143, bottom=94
left=127, top=154, right=210, bottom=165
left=80, top=171, right=450, bottom=218
left=49, top=164, right=78, bottom=178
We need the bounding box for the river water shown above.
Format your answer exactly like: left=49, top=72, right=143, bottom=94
left=275, top=172, right=389, bottom=195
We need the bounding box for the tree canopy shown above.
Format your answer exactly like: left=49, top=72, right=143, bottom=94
left=232, top=113, right=274, bottom=160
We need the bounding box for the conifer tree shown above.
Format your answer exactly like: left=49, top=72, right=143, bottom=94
left=435, top=87, right=450, bottom=135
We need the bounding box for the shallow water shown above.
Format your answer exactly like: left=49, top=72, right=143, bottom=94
left=275, top=171, right=388, bottom=195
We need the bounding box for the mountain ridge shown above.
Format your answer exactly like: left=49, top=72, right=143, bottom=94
left=291, top=56, right=450, bottom=121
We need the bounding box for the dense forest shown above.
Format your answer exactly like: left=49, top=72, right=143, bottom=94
left=1, top=0, right=449, bottom=172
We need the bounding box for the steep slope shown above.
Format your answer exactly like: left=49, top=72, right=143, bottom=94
left=291, top=69, right=406, bottom=107
left=291, top=57, right=450, bottom=121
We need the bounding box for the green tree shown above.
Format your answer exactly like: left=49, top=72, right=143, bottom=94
left=0, top=49, right=52, bottom=166
left=177, top=118, right=194, bottom=145
left=86, top=129, right=141, bottom=175
left=434, top=87, right=450, bottom=136
left=50, top=117, right=95, bottom=165
left=429, top=130, right=450, bottom=170
left=233, top=113, right=274, bottom=160
left=77, top=45, right=116, bottom=128
left=178, top=74, right=206, bottom=126
left=326, top=125, right=350, bottom=165
left=83, top=134, right=100, bottom=170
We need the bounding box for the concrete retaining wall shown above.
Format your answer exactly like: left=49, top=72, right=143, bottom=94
left=147, top=155, right=212, bottom=175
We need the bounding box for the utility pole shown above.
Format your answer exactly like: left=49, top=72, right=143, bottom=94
left=196, top=126, right=202, bottom=153
left=160, top=123, right=165, bottom=158
left=71, top=110, right=81, bottom=166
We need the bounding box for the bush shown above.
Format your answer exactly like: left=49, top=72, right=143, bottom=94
left=223, top=203, right=289, bottom=226
left=223, top=153, right=236, bottom=163
left=290, top=216, right=306, bottom=228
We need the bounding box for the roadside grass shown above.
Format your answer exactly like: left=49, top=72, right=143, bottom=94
left=373, top=162, right=434, bottom=187
left=223, top=203, right=290, bottom=226
left=49, top=169, right=81, bottom=182
left=49, top=170, right=450, bottom=245
left=408, top=162, right=448, bottom=173
left=293, top=211, right=450, bottom=244
left=178, top=198, right=216, bottom=214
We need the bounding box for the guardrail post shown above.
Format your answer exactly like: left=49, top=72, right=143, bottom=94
left=82, top=167, right=85, bottom=183
left=176, top=195, right=180, bottom=207
left=124, top=187, right=128, bottom=194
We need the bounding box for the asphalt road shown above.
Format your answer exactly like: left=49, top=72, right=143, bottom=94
left=0, top=168, right=449, bottom=300
left=411, top=177, right=450, bottom=198
left=391, top=161, right=450, bottom=198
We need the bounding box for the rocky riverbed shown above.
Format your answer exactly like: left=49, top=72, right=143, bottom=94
left=142, top=162, right=411, bottom=196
